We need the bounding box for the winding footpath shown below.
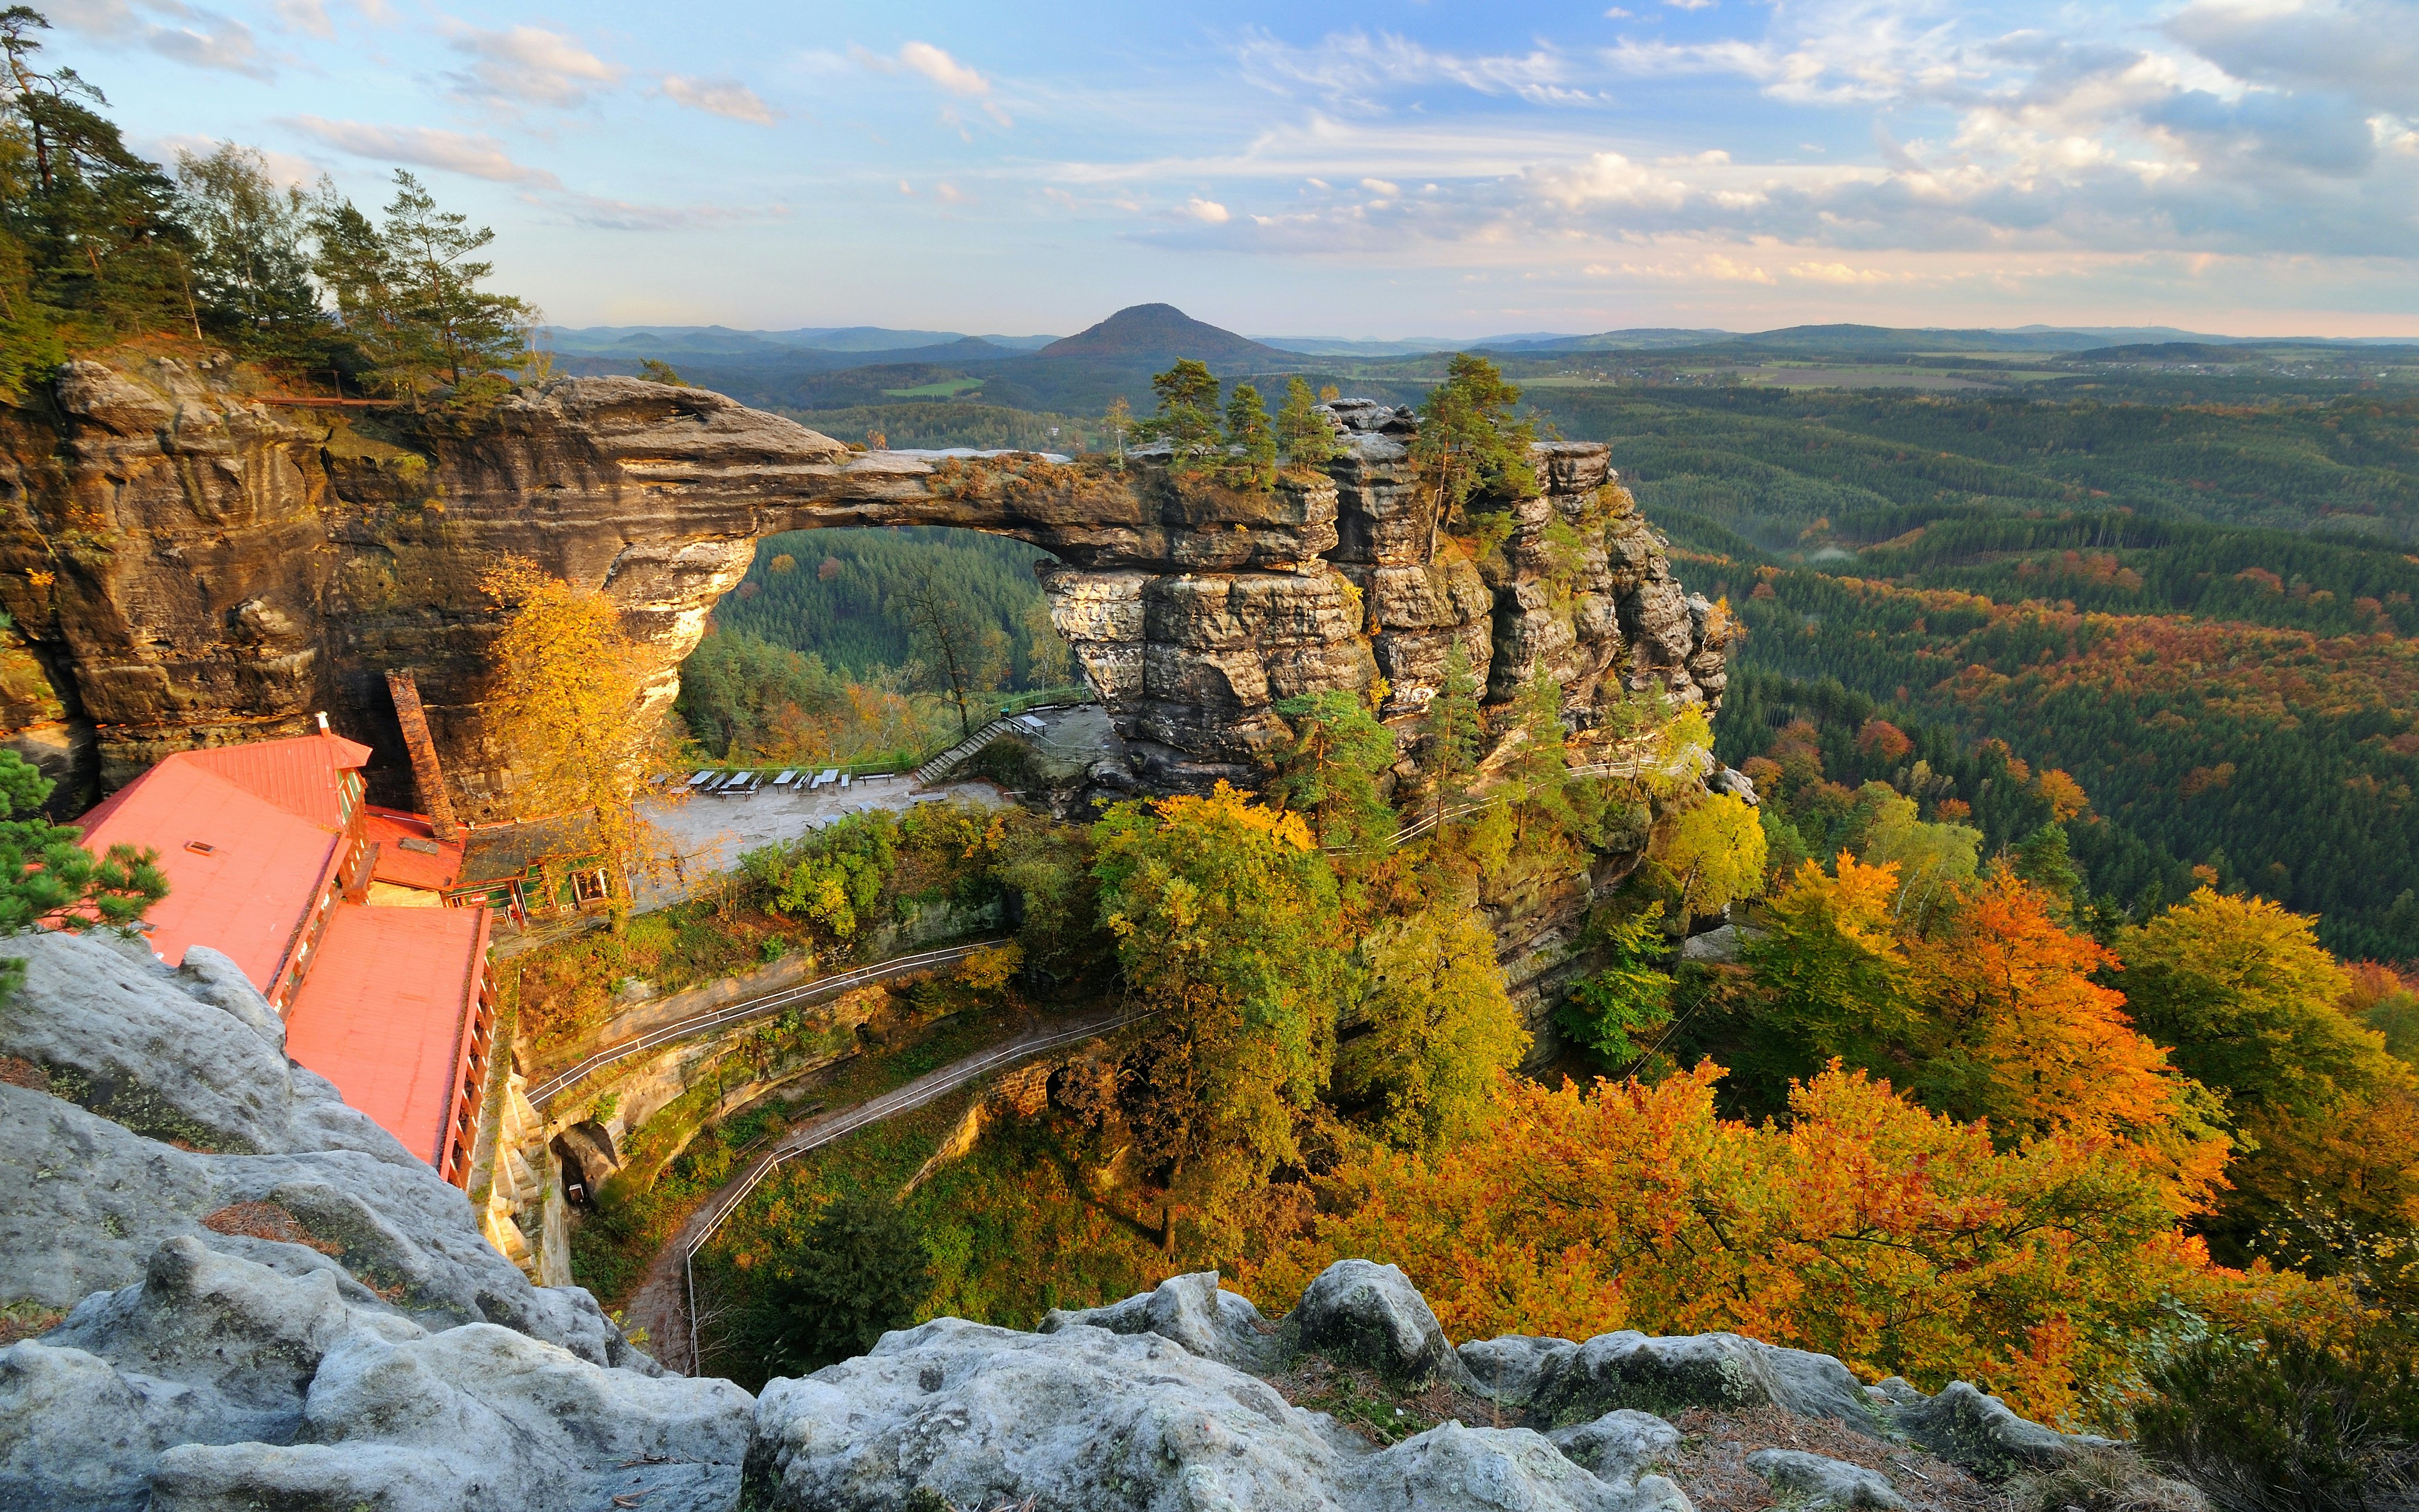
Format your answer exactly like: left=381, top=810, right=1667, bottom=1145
left=527, top=941, right=1005, bottom=1111
left=622, top=1007, right=1145, bottom=1374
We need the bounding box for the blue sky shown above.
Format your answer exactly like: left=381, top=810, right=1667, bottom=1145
left=43, top=0, right=2419, bottom=337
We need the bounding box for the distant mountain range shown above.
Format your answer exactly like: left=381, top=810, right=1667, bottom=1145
left=542, top=312, right=2414, bottom=366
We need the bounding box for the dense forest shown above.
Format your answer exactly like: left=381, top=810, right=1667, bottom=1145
left=1557, top=384, right=2419, bottom=959
left=711, top=527, right=1063, bottom=688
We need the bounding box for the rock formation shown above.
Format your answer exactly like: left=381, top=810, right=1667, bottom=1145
left=0, top=357, right=1726, bottom=813
left=2, top=931, right=2185, bottom=1511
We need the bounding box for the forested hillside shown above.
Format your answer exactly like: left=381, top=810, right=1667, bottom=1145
left=1534, top=384, right=2419, bottom=961
left=711, top=527, right=1061, bottom=687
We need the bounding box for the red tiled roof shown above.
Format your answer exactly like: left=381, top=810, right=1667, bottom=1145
left=363, top=806, right=465, bottom=892
left=78, top=760, right=345, bottom=989
left=283, top=903, right=490, bottom=1169
left=178, top=733, right=371, bottom=827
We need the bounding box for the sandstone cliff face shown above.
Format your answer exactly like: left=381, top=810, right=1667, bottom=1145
left=0, top=934, right=2148, bottom=1511
left=0, top=356, right=1726, bottom=816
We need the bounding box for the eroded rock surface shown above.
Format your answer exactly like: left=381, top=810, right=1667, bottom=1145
left=0, top=929, right=750, bottom=1511
left=0, top=361, right=1726, bottom=814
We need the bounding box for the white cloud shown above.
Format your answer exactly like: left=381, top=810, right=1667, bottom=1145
left=443, top=22, right=623, bottom=114
left=899, top=41, right=989, bottom=96
left=1701, top=252, right=1774, bottom=282
left=279, top=116, right=563, bottom=187
left=50, top=0, right=276, bottom=78
left=660, top=75, right=779, bottom=125
left=934, top=183, right=972, bottom=204
left=1530, top=151, right=1689, bottom=209
left=1182, top=196, right=1231, bottom=222
left=889, top=41, right=1012, bottom=127
left=1361, top=177, right=1401, bottom=195
left=1789, top=261, right=1899, bottom=282
left=1237, top=29, right=1598, bottom=110
left=542, top=193, right=791, bottom=231
left=1666, top=0, right=1717, bottom=10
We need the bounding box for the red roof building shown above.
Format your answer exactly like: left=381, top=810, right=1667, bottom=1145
left=78, top=729, right=496, bottom=1187
left=284, top=903, right=496, bottom=1184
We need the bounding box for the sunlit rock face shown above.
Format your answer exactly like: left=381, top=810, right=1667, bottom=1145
left=0, top=361, right=1724, bottom=816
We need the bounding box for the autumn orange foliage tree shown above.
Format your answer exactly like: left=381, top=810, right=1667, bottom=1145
left=1238, top=1060, right=2334, bottom=1427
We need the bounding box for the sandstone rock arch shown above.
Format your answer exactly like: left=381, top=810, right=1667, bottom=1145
left=0, top=362, right=1727, bottom=820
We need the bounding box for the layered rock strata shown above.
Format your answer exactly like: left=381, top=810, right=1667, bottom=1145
left=0, top=357, right=1724, bottom=812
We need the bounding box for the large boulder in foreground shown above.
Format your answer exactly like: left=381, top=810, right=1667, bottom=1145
left=0, top=930, right=752, bottom=1512
left=742, top=1316, right=1692, bottom=1512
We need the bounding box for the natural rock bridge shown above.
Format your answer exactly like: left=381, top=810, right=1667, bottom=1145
left=0, top=361, right=1728, bottom=818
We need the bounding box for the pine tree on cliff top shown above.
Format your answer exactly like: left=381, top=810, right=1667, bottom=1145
left=1276, top=376, right=1340, bottom=469
left=1412, top=353, right=1536, bottom=550
left=1222, top=381, right=1277, bottom=491
left=1137, top=358, right=1221, bottom=466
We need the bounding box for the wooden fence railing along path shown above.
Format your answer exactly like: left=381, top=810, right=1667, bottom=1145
left=667, top=1006, right=1150, bottom=1373
left=525, top=940, right=1008, bottom=1112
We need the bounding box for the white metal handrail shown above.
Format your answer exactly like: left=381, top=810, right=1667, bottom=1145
left=526, top=941, right=1007, bottom=1111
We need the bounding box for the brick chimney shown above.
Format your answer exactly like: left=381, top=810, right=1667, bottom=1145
left=384, top=669, right=462, bottom=843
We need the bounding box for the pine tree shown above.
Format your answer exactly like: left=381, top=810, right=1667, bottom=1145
left=1411, top=353, right=1536, bottom=552
left=1222, top=381, right=1276, bottom=490
left=1275, top=374, right=1340, bottom=468
left=1420, top=638, right=1482, bottom=827
left=1137, top=358, right=1221, bottom=466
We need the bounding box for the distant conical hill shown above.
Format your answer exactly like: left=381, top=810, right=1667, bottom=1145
left=1037, top=303, right=1291, bottom=364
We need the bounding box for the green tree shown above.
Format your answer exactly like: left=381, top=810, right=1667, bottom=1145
left=0, top=748, right=165, bottom=994
left=888, top=559, right=1003, bottom=741
left=1137, top=357, right=1221, bottom=466
left=1738, top=854, right=1923, bottom=1089
left=376, top=171, right=534, bottom=399
left=1275, top=374, right=1339, bottom=468
left=310, top=171, right=534, bottom=405
left=1336, top=904, right=1528, bottom=1150
left=1411, top=353, right=1536, bottom=552
left=2116, top=889, right=2402, bottom=1124
left=1092, top=784, right=1344, bottom=1185
left=1505, top=664, right=1583, bottom=843
left=737, top=1188, right=932, bottom=1376
left=2011, top=820, right=2085, bottom=921
left=1418, top=638, right=1482, bottom=827
left=1222, top=380, right=1276, bottom=490
left=1270, top=690, right=1396, bottom=854
left=635, top=356, right=685, bottom=385
left=173, top=143, right=320, bottom=353
left=0, top=8, right=195, bottom=342
left=1558, top=903, right=1674, bottom=1064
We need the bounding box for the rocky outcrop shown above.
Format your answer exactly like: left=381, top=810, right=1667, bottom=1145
left=0, top=928, right=751, bottom=1510
left=0, top=357, right=1725, bottom=812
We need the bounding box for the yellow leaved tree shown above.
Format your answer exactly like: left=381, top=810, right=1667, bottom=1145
left=481, top=559, right=681, bottom=928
